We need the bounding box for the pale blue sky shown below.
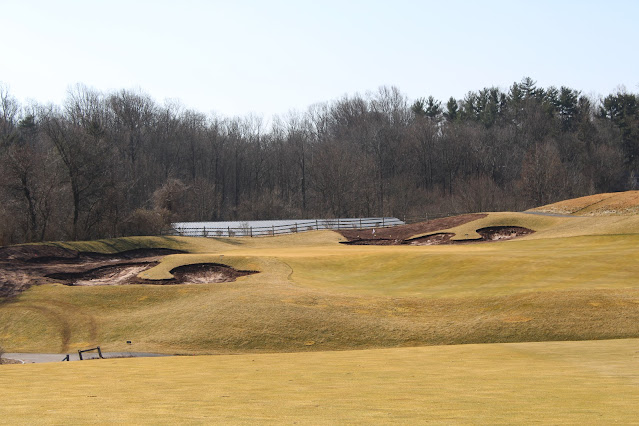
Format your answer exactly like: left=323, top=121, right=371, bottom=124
left=1, top=0, right=637, bottom=119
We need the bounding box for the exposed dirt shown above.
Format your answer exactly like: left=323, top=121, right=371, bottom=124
left=0, top=246, right=256, bottom=298
left=340, top=214, right=534, bottom=246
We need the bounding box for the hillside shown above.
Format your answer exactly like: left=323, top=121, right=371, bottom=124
left=2, top=195, right=639, bottom=355
left=529, top=190, right=639, bottom=216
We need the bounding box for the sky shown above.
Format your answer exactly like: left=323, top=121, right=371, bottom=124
left=1, top=0, right=638, bottom=120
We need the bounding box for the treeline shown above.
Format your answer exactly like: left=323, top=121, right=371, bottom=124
left=1, top=77, right=638, bottom=244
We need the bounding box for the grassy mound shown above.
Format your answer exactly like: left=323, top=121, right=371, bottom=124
left=42, top=236, right=188, bottom=254
left=529, top=190, right=639, bottom=216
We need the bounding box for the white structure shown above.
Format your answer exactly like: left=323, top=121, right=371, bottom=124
left=170, top=217, right=404, bottom=237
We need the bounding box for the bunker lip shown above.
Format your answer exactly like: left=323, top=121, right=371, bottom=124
left=0, top=246, right=255, bottom=298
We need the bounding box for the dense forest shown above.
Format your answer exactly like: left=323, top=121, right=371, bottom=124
left=1, top=77, right=638, bottom=244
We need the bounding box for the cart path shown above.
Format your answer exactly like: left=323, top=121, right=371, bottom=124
left=3, top=352, right=172, bottom=364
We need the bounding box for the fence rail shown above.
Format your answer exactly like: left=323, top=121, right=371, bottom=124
left=167, top=217, right=405, bottom=238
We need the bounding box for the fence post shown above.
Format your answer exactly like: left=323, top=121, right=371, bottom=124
left=295, top=223, right=298, bottom=233
left=359, top=218, right=362, bottom=228
left=228, top=226, right=231, bottom=237
left=250, top=226, right=253, bottom=237
left=272, top=225, right=275, bottom=235
left=382, top=217, right=385, bottom=227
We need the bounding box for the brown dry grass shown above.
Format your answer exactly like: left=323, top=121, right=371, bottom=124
left=3, top=250, right=639, bottom=354
left=2, top=201, right=639, bottom=355
left=529, top=190, right=639, bottom=215
left=2, top=338, right=639, bottom=423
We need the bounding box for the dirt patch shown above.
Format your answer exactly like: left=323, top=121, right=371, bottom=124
left=0, top=246, right=256, bottom=298
left=338, top=214, right=487, bottom=243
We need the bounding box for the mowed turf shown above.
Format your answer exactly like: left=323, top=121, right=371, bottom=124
left=3, top=210, right=639, bottom=354
left=2, top=338, right=638, bottom=424
left=3, top=200, right=639, bottom=423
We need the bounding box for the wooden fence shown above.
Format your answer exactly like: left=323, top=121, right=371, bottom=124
left=167, top=217, right=405, bottom=238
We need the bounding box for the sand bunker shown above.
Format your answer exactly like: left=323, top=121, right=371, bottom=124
left=0, top=246, right=257, bottom=297
left=343, top=225, right=534, bottom=246
left=46, top=262, right=256, bottom=286
left=476, top=226, right=534, bottom=241
left=47, top=263, right=156, bottom=286
left=170, top=263, right=256, bottom=284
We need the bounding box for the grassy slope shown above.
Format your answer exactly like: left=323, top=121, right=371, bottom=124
left=2, top=338, right=638, bottom=424
left=44, top=235, right=188, bottom=253
left=3, top=213, right=639, bottom=354
left=3, top=199, right=639, bottom=423
left=529, top=190, right=639, bottom=215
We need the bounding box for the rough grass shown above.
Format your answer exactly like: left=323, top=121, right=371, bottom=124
left=43, top=235, right=188, bottom=254
left=529, top=190, right=639, bottom=215
left=1, top=338, right=638, bottom=424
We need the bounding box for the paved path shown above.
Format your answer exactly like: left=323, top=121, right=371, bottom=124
left=521, top=211, right=575, bottom=218
left=3, top=352, right=171, bottom=364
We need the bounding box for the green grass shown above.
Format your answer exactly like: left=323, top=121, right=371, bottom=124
left=2, top=338, right=638, bottom=424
